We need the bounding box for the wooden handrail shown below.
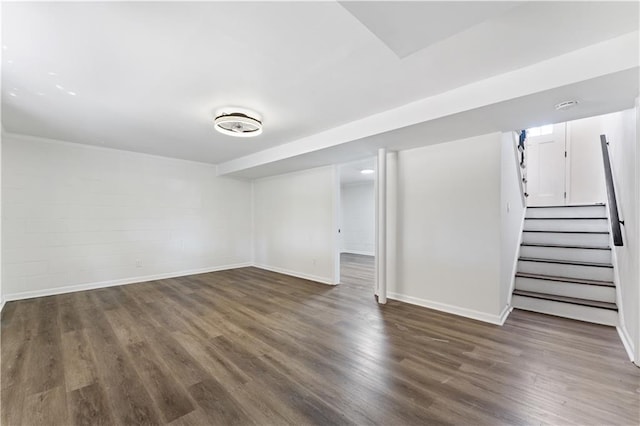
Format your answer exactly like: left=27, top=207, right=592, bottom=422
left=600, top=134, right=623, bottom=246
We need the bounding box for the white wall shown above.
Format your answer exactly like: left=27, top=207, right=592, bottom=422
left=601, top=109, right=639, bottom=362
left=567, top=116, right=607, bottom=205
left=0, top=130, right=3, bottom=310
left=637, top=98, right=640, bottom=366
left=1, top=134, right=252, bottom=299
left=501, top=132, right=526, bottom=309
left=253, top=166, right=338, bottom=284
left=340, top=182, right=375, bottom=256
left=393, top=133, right=505, bottom=323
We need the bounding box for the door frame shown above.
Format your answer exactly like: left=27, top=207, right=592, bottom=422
left=526, top=123, right=568, bottom=206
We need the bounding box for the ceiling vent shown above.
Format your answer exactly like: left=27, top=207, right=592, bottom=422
left=214, top=109, right=263, bottom=137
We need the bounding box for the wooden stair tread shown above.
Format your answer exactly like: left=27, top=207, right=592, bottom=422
left=524, top=217, right=607, bottom=220
left=515, top=272, right=615, bottom=287
left=523, top=230, right=609, bottom=234
left=521, top=243, right=611, bottom=250
left=513, top=290, right=618, bottom=310
left=519, top=257, right=613, bottom=268
left=527, top=204, right=605, bottom=208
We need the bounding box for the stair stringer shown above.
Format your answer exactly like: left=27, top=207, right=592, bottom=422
left=604, top=198, right=634, bottom=360
left=506, top=206, right=527, bottom=308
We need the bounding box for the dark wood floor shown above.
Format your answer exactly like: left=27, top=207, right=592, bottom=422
left=2, top=254, right=638, bottom=425
left=340, top=252, right=375, bottom=291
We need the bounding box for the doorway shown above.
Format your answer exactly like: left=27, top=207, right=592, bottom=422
left=525, top=116, right=608, bottom=207
left=337, top=158, right=376, bottom=290
left=526, top=123, right=567, bottom=206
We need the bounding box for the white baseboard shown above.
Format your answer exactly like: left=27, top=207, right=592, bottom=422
left=3, top=262, right=252, bottom=302
left=388, top=291, right=509, bottom=325
left=252, top=264, right=335, bottom=285
left=0, top=298, right=5, bottom=313
left=617, top=324, right=635, bottom=362
left=498, top=304, right=513, bottom=325
left=340, top=250, right=375, bottom=257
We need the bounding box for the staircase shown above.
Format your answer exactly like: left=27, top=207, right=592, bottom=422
left=511, top=204, right=619, bottom=326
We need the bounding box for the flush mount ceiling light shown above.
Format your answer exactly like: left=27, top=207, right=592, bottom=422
left=214, top=108, right=262, bottom=138
left=360, top=169, right=375, bottom=175
left=555, top=100, right=579, bottom=111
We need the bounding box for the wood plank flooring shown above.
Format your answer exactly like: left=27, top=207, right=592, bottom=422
left=1, top=253, right=638, bottom=425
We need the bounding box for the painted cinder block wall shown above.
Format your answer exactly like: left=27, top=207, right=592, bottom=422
left=1, top=134, right=253, bottom=300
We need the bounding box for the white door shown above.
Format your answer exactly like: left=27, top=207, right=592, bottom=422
left=526, top=123, right=567, bottom=206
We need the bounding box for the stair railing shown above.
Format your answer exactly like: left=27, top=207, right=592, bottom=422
left=515, top=130, right=528, bottom=204
left=600, top=134, right=624, bottom=246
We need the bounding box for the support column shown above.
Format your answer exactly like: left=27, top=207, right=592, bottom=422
left=386, top=151, right=397, bottom=301
left=376, top=148, right=387, bottom=304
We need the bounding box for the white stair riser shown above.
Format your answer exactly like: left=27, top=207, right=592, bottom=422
left=518, top=261, right=613, bottom=282
left=522, top=232, right=609, bottom=246
left=523, top=219, right=608, bottom=232
left=520, top=246, right=611, bottom=264
left=512, top=295, right=618, bottom=326
left=526, top=206, right=606, bottom=218
left=515, top=277, right=616, bottom=303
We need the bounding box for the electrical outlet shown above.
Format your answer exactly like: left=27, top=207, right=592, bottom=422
left=135, top=259, right=142, bottom=268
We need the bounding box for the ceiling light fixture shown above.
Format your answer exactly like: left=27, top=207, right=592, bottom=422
left=555, top=100, right=579, bottom=111
left=214, top=108, right=263, bottom=138
left=360, top=169, right=375, bottom=175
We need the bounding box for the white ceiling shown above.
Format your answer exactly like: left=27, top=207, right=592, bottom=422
left=339, top=158, right=376, bottom=185
left=340, top=1, right=521, bottom=58
left=224, top=67, right=639, bottom=179
left=2, top=1, right=638, bottom=166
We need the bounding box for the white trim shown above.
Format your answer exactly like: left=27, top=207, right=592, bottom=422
left=332, top=165, right=341, bottom=285
left=610, top=243, right=626, bottom=328
left=507, top=207, right=528, bottom=307
left=3, top=263, right=252, bottom=301
left=252, top=264, right=335, bottom=286
left=604, top=198, right=636, bottom=364
left=604, top=201, right=628, bottom=344
left=617, top=324, right=635, bottom=363
left=388, top=291, right=511, bottom=326
left=498, top=305, right=513, bottom=325
left=340, top=250, right=375, bottom=257
left=564, top=121, right=572, bottom=205
left=250, top=180, right=256, bottom=266
left=0, top=299, right=5, bottom=313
